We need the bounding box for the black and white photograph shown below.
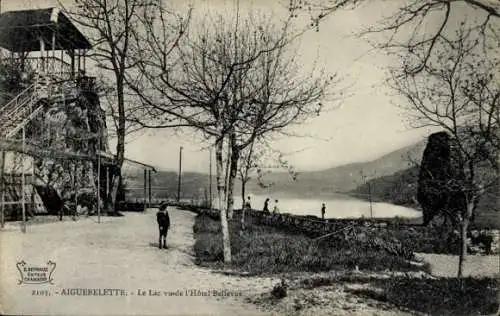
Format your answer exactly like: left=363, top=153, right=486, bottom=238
left=0, top=0, right=498, bottom=315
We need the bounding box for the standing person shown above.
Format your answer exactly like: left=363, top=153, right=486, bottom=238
left=263, top=198, right=270, bottom=213
left=245, top=196, right=252, bottom=210
left=272, top=199, right=280, bottom=214
left=321, top=203, right=326, bottom=220
left=156, top=202, right=170, bottom=249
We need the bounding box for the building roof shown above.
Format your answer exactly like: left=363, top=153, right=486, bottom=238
left=0, top=8, right=91, bottom=52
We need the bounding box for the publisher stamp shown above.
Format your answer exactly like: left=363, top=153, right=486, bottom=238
left=16, top=261, right=56, bottom=285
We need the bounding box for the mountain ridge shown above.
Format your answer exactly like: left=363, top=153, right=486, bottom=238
left=122, top=138, right=428, bottom=199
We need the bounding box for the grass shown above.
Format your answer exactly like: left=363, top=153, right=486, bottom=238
left=193, top=212, right=498, bottom=316
left=294, top=273, right=499, bottom=315
left=375, top=224, right=462, bottom=255
left=344, top=276, right=499, bottom=316
left=193, top=213, right=429, bottom=275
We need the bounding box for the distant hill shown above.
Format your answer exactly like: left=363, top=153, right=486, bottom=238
left=122, top=136, right=498, bottom=228
left=348, top=141, right=499, bottom=229
left=122, top=139, right=428, bottom=200
left=244, top=139, right=427, bottom=198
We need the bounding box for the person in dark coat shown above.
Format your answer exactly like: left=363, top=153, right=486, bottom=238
left=321, top=203, right=326, bottom=220
left=156, top=202, right=170, bottom=249
left=263, top=198, right=270, bottom=213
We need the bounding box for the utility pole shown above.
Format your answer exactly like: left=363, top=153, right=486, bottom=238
left=177, top=146, right=183, bottom=202
left=209, top=146, right=212, bottom=209
left=368, top=182, right=373, bottom=219
left=360, top=168, right=373, bottom=219
left=148, top=169, right=152, bottom=204
left=143, top=169, right=147, bottom=208
left=97, top=130, right=101, bottom=223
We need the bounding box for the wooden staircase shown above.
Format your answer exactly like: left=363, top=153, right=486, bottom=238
left=0, top=77, right=79, bottom=140
left=0, top=77, right=79, bottom=223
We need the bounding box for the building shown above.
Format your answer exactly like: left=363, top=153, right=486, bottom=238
left=0, top=7, right=155, bottom=228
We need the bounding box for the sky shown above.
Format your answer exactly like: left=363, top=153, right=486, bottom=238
left=1, top=0, right=440, bottom=173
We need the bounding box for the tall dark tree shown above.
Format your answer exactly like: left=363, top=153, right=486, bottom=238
left=418, top=132, right=452, bottom=226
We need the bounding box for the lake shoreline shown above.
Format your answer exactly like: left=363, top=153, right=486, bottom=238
left=210, top=193, right=423, bottom=220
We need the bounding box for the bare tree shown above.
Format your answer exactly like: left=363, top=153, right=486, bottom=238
left=237, top=141, right=299, bottom=229
left=290, top=0, right=499, bottom=70
left=388, top=25, right=499, bottom=278
left=238, top=142, right=260, bottom=208
left=127, top=10, right=336, bottom=263
left=289, top=0, right=499, bottom=279
left=69, top=0, right=188, bottom=213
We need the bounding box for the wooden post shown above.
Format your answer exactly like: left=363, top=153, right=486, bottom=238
left=70, top=50, right=75, bottom=79
left=77, top=50, right=81, bottom=76
left=97, top=142, right=101, bottom=223
left=31, top=156, right=35, bottom=217
left=106, top=167, right=109, bottom=197
left=368, top=182, right=373, bottom=219
left=46, top=49, right=49, bottom=74
left=83, top=50, right=86, bottom=74
left=21, top=127, right=26, bottom=233
left=148, top=170, right=152, bottom=204
left=73, top=163, right=77, bottom=220
left=177, top=146, right=183, bottom=202
left=143, top=169, right=147, bottom=208
left=0, top=150, right=5, bottom=228
left=209, top=147, right=212, bottom=209
left=39, top=37, right=45, bottom=73
left=51, top=30, right=55, bottom=74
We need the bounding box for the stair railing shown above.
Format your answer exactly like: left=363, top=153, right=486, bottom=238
left=0, top=84, right=37, bottom=118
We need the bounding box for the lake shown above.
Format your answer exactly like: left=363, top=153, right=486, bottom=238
left=223, top=194, right=422, bottom=219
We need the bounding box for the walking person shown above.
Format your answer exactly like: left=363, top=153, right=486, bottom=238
left=156, top=202, right=170, bottom=249
left=321, top=203, right=326, bottom=220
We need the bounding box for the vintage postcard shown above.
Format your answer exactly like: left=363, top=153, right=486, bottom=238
left=0, top=0, right=498, bottom=315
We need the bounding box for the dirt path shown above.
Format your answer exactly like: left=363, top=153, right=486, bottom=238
left=415, top=253, right=499, bottom=278
left=0, top=208, right=273, bottom=316
left=2, top=209, right=497, bottom=316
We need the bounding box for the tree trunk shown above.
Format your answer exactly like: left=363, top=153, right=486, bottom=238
left=241, top=177, right=246, bottom=230
left=215, top=137, right=231, bottom=264
left=224, top=138, right=232, bottom=219
left=107, top=170, right=121, bottom=213
left=241, top=180, right=246, bottom=209
left=226, top=133, right=239, bottom=220
left=107, top=82, right=126, bottom=214
left=457, top=200, right=475, bottom=278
